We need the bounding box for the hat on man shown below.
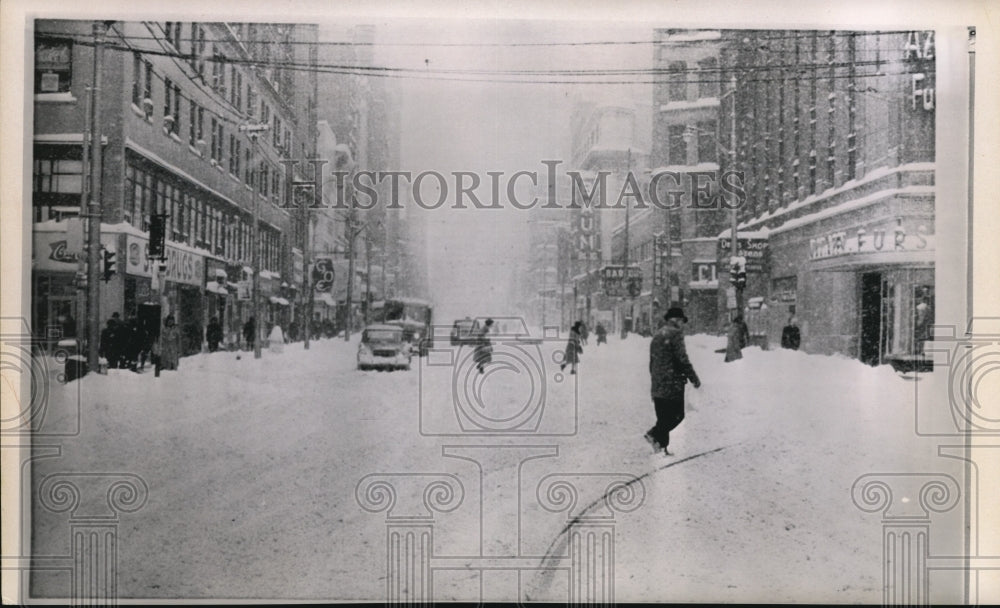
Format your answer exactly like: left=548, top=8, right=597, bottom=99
left=664, top=307, right=688, bottom=323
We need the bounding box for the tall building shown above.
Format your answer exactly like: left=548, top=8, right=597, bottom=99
left=32, top=20, right=318, bottom=354
left=718, top=29, right=935, bottom=363
left=568, top=91, right=651, bottom=334
left=314, top=23, right=416, bottom=328
left=650, top=29, right=728, bottom=334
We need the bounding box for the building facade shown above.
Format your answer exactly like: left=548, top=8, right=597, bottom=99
left=650, top=29, right=729, bottom=335
left=718, top=29, right=936, bottom=363
left=568, top=95, right=651, bottom=335
left=32, top=20, right=318, bottom=353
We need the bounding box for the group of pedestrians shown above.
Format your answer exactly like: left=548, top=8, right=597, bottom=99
left=98, top=312, right=180, bottom=373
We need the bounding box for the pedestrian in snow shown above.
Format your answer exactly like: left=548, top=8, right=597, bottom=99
left=243, top=317, right=256, bottom=351
left=579, top=321, right=589, bottom=345
left=206, top=317, right=223, bottom=352
left=595, top=322, right=607, bottom=345
left=119, top=315, right=141, bottom=371
left=99, top=313, right=122, bottom=369
left=473, top=318, right=494, bottom=374
left=268, top=322, right=286, bottom=354
left=561, top=321, right=584, bottom=375
left=646, top=307, right=701, bottom=456
left=724, top=315, right=750, bottom=362
left=780, top=315, right=801, bottom=350
left=154, top=314, right=181, bottom=373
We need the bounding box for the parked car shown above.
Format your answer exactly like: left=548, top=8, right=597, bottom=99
left=450, top=317, right=480, bottom=346
left=357, top=324, right=412, bottom=371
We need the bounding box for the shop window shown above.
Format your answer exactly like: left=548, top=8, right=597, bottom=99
left=35, top=37, right=72, bottom=94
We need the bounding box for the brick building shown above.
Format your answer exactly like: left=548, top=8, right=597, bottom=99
left=32, top=20, right=318, bottom=353
left=718, top=30, right=936, bottom=363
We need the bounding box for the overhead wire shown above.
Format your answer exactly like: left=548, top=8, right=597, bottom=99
left=41, top=31, right=933, bottom=87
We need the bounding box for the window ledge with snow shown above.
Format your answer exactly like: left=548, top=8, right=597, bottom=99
left=35, top=92, right=77, bottom=103
left=688, top=280, right=719, bottom=289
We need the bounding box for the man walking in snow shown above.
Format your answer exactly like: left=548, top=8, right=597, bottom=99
left=646, top=307, right=701, bottom=456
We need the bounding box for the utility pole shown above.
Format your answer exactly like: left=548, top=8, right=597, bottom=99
left=730, top=74, right=743, bottom=318
left=364, top=232, right=372, bottom=326
left=241, top=123, right=270, bottom=359
left=302, top=179, right=312, bottom=350
left=724, top=73, right=745, bottom=361
left=344, top=193, right=356, bottom=342
left=85, top=21, right=109, bottom=370
left=621, top=148, right=631, bottom=338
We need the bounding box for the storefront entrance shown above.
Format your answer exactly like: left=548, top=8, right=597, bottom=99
left=860, top=272, right=885, bottom=366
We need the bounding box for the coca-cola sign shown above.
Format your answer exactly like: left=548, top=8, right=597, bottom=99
left=33, top=231, right=115, bottom=272
left=47, top=240, right=79, bottom=264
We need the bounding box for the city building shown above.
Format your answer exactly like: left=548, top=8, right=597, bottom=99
left=314, top=24, right=418, bottom=330
left=568, top=92, right=651, bottom=334
left=717, top=29, right=935, bottom=363
left=649, top=29, right=729, bottom=335
left=32, top=20, right=318, bottom=354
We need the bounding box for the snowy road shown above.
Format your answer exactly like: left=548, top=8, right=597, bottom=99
left=28, top=332, right=965, bottom=602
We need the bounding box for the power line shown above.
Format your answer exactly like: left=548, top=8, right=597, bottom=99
left=43, top=32, right=932, bottom=86
left=66, top=27, right=923, bottom=48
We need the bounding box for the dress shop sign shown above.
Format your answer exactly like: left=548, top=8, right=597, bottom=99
left=125, top=234, right=204, bottom=286
left=717, top=237, right=769, bottom=273
left=809, top=222, right=932, bottom=261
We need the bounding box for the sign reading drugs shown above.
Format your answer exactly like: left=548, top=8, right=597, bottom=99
left=125, top=234, right=204, bottom=286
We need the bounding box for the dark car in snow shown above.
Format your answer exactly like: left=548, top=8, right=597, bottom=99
left=357, top=324, right=412, bottom=371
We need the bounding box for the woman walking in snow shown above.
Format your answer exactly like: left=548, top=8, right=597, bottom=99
left=154, top=314, right=181, bottom=373
left=561, top=321, right=584, bottom=375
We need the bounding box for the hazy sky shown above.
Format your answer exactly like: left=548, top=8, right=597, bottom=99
left=337, top=18, right=653, bottom=319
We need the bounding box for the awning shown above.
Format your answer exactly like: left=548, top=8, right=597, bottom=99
left=206, top=282, right=228, bottom=295
left=269, top=296, right=290, bottom=306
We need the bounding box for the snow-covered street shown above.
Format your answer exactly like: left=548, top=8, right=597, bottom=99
left=29, top=331, right=965, bottom=602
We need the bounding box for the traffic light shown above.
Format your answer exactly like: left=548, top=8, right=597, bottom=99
left=101, top=248, right=116, bottom=282
left=729, top=256, right=747, bottom=289
left=149, top=214, right=167, bottom=259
